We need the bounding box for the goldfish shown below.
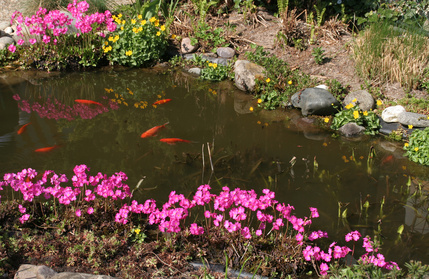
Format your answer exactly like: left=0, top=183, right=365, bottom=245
left=35, top=145, right=59, bottom=152
left=381, top=155, right=394, bottom=165
left=153, top=99, right=172, bottom=106
left=75, top=99, right=103, bottom=106
left=160, top=138, right=191, bottom=145
left=140, top=122, right=169, bottom=138
left=17, top=123, right=31, bottom=135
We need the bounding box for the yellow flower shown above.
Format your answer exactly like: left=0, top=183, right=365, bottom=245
left=376, top=99, right=382, bottom=106
left=352, top=98, right=357, bottom=103
left=138, top=27, right=142, bottom=32
left=212, top=63, right=217, bottom=69
left=135, top=228, right=141, bottom=235
left=288, top=80, right=292, bottom=85
left=345, top=103, right=354, bottom=109
left=249, top=106, right=254, bottom=112
left=404, top=143, right=409, bottom=147
left=414, top=147, right=419, bottom=152
left=103, top=46, right=112, bottom=53
left=408, top=125, right=413, bottom=129
left=134, top=103, right=139, bottom=108
left=353, top=110, right=360, bottom=119
left=132, top=27, right=138, bottom=33
left=156, top=31, right=161, bottom=36
left=122, top=20, right=125, bottom=24
left=324, top=117, right=329, bottom=123
left=160, top=25, right=165, bottom=31
left=121, top=26, right=124, bottom=31
left=131, top=19, right=136, bottom=24
left=114, top=35, right=119, bottom=42
left=149, top=17, right=156, bottom=23
left=138, top=14, right=142, bottom=19
left=141, top=20, right=146, bottom=25
left=154, top=20, right=159, bottom=26
left=118, top=13, right=122, bottom=18
left=126, top=50, right=132, bottom=56
left=208, top=63, right=213, bottom=67
left=266, top=78, right=271, bottom=83
left=171, top=34, right=176, bottom=39
left=257, top=99, right=262, bottom=103
left=363, top=111, right=368, bottom=116
left=108, top=36, right=114, bottom=41
left=104, top=41, right=108, bottom=45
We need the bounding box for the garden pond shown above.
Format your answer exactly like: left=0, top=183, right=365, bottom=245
left=0, top=67, right=428, bottom=266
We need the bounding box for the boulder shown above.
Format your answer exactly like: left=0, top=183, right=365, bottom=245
left=0, top=36, right=15, bottom=49
left=338, top=122, right=366, bottom=137
left=291, top=87, right=340, bottom=116
left=14, top=264, right=119, bottom=279
left=343, top=90, right=375, bottom=111
left=381, top=105, right=406, bottom=122
left=4, top=26, right=13, bottom=34
left=0, top=21, right=11, bottom=30
left=181, top=37, right=198, bottom=54
left=216, top=47, right=235, bottom=59
left=188, top=67, right=201, bottom=75
left=234, top=60, right=265, bottom=92
left=397, top=112, right=429, bottom=128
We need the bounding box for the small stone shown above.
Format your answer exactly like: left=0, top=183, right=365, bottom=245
left=339, top=122, right=366, bottom=137
left=216, top=47, right=235, bottom=58
left=234, top=60, right=265, bottom=92
left=397, top=112, right=429, bottom=128
left=315, top=84, right=328, bottom=90
left=291, top=88, right=340, bottom=116
left=188, top=67, right=201, bottom=75
left=4, top=26, right=13, bottom=34
left=343, top=90, right=375, bottom=112
left=181, top=37, right=198, bottom=54
left=381, top=105, right=406, bottom=122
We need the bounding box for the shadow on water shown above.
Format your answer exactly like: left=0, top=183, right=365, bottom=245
left=0, top=68, right=428, bottom=265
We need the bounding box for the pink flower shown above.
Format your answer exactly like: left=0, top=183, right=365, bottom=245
left=320, top=263, right=329, bottom=276
left=310, top=207, right=319, bottom=218
left=20, top=214, right=30, bottom=224
left=76, top=209, right=82, bottom=217
left=18, top=204, right=26, bottom=213
left=190, top=223, right=204, bottom=235
left=17, top=39, right=24, bottom=46
left=29, top=38, right=37, bottom=44
left=345, top=230, right=361, bottom=242
left=87, top=207, right=94, bottom=214
left=8, top=44, right=16, bottom=53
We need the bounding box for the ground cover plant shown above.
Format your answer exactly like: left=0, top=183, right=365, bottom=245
left=3, top=165, right=428, bottom=278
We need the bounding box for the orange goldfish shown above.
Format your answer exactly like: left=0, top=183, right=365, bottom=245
left=153, top=99, right=172, bottom=106
left=141, top=122, right=169, bottom=138
left=35, top=145, right=59, bottom=152
left=160, top=138, right=191, bottom=145
left=381, top=155, right=394, bottom=165
left=17, top=123, right=31, bottom=135
left=75, top=99, right=103, bottom=106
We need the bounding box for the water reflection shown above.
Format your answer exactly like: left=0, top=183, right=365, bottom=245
left=0, top=68, right=428, bottom=265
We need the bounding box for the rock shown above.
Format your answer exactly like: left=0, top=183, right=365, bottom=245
left=381, top=105, right=406, bottom=122
left=4, top=26, right=14, bottom=34
left=291, top=88, right=340, bottom=116
left=338, top=122, right=366, bottom=137
left=379, top=117, right=404, bottom=136
left=0, top=21, right=11, bottom=30
left=14, top=264, right=119, bottom=279
left=343, top=90, right=375, bottom=111
left=0, top=36, right=15, bottom=48
left=234, top=60, right=265, bottom=92
left=315, top=84, right=328, bottom=90
left=188, top=67, right=201, bottom=75
left=216, top=47, right=235, bottom=59
left=181, top=37, right=198, bottom=54
left=204, top=56, right=228, bottom=66
left=397, top=112, right=429, bottom=128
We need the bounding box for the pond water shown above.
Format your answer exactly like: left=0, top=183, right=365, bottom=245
left=1, top=68, right=428, bottom=266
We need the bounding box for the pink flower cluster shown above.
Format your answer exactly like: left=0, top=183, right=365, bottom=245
left=13, top=94, right=119, bottom=121
left=1, top=165, right=131, bottom=223
left=8, top=0, right=116, bottom=52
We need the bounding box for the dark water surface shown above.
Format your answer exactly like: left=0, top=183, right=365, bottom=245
left=1, top=68, right=428, bottom=265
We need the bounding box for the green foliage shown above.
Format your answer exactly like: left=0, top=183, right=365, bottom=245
left=277, top=0, right=288, bottom=14
left=311, top=46, right=325, bottom=65
left=388, top=128, right=406, bottom=142
left=403, top=127, right=429, bottom=166
left=330, top=103, right=380, bottom=135
left=200, top=61, right=230, bottom=81
left=104, top=15, right=168, bottom=67
left=326, top=79, right=349, bottom=102
left=246, top=44, right=316, bottom=110
left=193, top=22, right=227, bottom=52
left=0, top=48, right=19, bottom=67
left=191, top=0, right=218, bottom=25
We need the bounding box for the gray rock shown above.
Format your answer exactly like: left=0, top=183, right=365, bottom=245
left=234, top=60, right=265, bottom=92
left=381, top=105, right=406, bottom=122
left=379, top=117, right=404, bottom=136
left=216, top=47, right=235, bottom=59
left=204, top=56, right=228, bottom=66
left=14, top=265, right=119, bottom=279
left=14, top=264, right=56, bottom=279
left=0, top=21, right=11, bottom=30
left=291, top=88, right=340, bottom=116
left=181, top=37, right=198, bottom=54
left=188, top=67, right=201, bottom=75
left=0, top=42, right=5, bottom=49
left=397, top=111, right=429, bottom=127
left=0, top=36, right=15, bottom=48
left=338, top=122, right=366, bottom=137
left=343, top=90, right=375, bottom=111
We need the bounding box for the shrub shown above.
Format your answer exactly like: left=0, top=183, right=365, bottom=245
left=403, top=127, right=429, bottom=166
left=103, top=15, right=168, bottom=67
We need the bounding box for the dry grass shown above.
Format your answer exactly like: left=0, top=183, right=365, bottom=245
left=352, top=24, right=429, bottom=90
